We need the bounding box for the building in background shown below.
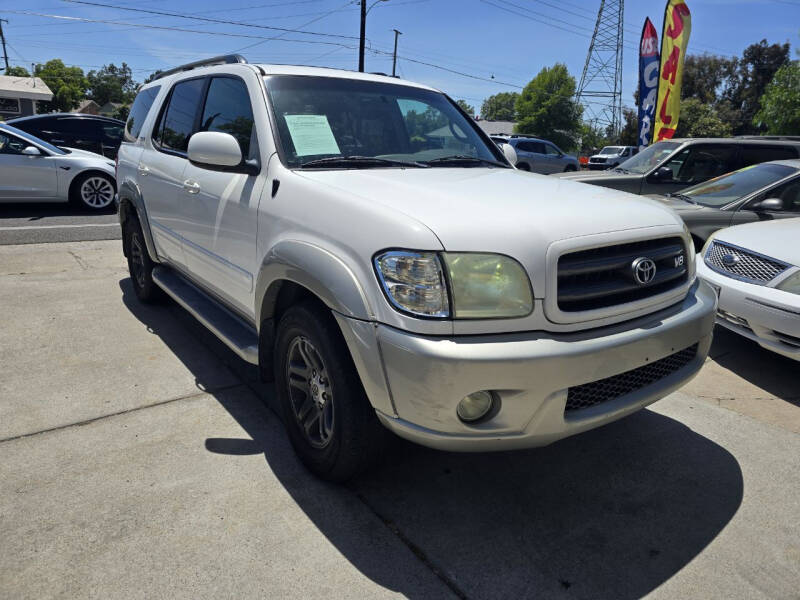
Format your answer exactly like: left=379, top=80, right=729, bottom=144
left=476, top=119, right=517, bottom=136
left=74, top=99, right=101, bottom=115
left=0, top=76, right=53, bottom=119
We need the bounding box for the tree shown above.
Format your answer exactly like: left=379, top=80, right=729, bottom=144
left=87, top=63, right=138, bottom=106
left=34, top=60, right=89, bottom=112
left=578, top=122, right=608, bottom=154
left=515, top=63, right=582, bottom=150
left=754, top=61, right=800, bottom=134
left=617, top=109, right=638, bottom=146
left=680, top=54, right=736, bottom=104
left=674, top=98, right=732, bottom=138
left=5, top=66, right=30, bottom=77
left=455, top=99, right=475, bottom=117
left=480, top=92, right=519, bottom=121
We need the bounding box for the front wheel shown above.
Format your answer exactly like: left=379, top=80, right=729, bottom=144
left=275, top=300, right=387, bottom=482
left=71, top=172, right=116, bottom=211
left=564, top=164, right=577, bottom=172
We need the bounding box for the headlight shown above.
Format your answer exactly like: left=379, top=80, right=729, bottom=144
left=443, top=253, right=532, bottom=318
left=374, top=251, right=449, bottom=317
left=776, top=270, right=800, bottom=295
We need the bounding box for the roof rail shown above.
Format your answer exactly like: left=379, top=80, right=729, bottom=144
left=152, top=55, right=247, bottom=81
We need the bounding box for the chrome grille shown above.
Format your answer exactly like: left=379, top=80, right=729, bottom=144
left=704, top=241, right=788, bottom=284
left=566, top=344, right=698, bottom=413
left=557, top=237, right=688, bottom=312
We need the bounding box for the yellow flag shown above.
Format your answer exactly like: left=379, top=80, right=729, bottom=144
left=654, top=0, right=691, bottom=141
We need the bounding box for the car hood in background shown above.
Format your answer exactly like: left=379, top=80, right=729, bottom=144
left=297, top=167, right=681, bottom=252
left=710, top=218, right=800, bottom=265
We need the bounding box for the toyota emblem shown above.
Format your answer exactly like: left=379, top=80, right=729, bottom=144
left=721, top=253, right=740, bottom=267
left=632, top=257, right=657, bottom=285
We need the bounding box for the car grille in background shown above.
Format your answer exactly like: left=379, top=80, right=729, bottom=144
left=565, top=344, right=698, bottom=413
left=557, top=237, right=688, bottom=312
left=704, top=241, right=788, bottom=284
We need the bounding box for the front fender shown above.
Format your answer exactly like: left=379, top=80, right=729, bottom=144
left=255, top=240, right=373, bottom=326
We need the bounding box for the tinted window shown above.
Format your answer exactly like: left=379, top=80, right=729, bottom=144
left=125, top=85, right=160, bottom=142
left=56, top=118, right=102, bottom=136
left=739, top=145, right=799, bottom=167
left=683, top=163, right=797, bottom=207
left=518, top=141, right=545, bottom=153
left=662, top=145, right=738, bottom=184
left=0, top=124, right=65, bottom=155
left=545, top=144, right=561, bottom=156
left=199, top=77, right=255, bottom=158
left=103, top=124, right=124, bottom=141
left=761, top=177, right=800, bottom=211
left=156, top=79, right=205, bottom=152
left=0, top=131, right=25, bottom=154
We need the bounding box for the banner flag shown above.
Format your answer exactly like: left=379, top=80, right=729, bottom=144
left=654, top=0, right=691, bottom=141
left=638, top=18, right=659, bottom=149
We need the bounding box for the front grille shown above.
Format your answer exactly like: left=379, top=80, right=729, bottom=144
left=566, top=344, right=698, bottom=413
left=704, top=241, right=788, bottom=284
left=773, top=330, right=800, bottom=348
left=557, top=237, right=688, bottom=312
left=590, top=157, right=607, bottom=163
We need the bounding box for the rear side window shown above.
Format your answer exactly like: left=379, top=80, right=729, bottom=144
left=56, top=118, right=101, bottom=136
left=518, top=141, right=545, bottom=153
left=125, top=85, right=160, bottom=142
left=199, top=76, right=255, bottom=158
left=155, top=79, right=205, bottom=153
left=739, top=145, right=799, bottom=167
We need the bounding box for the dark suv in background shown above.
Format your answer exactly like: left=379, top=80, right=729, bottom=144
left=7, top=113, right=125, bottom=159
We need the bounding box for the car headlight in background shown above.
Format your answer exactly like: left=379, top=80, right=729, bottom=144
left=374, top=251, right=450, bottom=317
left=442, top=253, right=532, bottom=318
left=374, top=250, right=533, bottom=319
left=776, top=270, right=800, bottom=295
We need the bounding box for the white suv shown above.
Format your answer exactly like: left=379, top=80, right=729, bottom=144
left=117, top=56, right=716, bottom=481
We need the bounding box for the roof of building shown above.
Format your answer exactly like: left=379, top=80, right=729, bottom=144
left=0, top=76, right=53, bottom=101
left=476, top=120, right=516, bottom=136
left=75, top=99, right=101, bottom=111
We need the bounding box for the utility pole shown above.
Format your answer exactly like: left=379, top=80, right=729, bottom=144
left=358, top=0, right=366, bottom=72
left=0, top=19, right=10, bottom=74
left=391, top=29, right=402, bottom=77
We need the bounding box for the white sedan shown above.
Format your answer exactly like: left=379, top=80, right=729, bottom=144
left=697, top=218, right=800, bottom=361
left=0, top=122, right=117, bottom=211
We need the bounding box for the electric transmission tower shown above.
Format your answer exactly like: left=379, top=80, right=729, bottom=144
left=576, top=0, right=624, bottom=138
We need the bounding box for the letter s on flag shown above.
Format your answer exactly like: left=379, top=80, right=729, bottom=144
left=654, top=0, right=691, bottom=142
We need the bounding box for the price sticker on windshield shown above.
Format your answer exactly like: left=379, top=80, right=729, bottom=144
left=284, top=114, right=340, bottom=157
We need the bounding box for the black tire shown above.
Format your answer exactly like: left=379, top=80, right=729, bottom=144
left=275, top=300, right=387, bottom=482
left=123, top=216, right=163, bottom=303
left=517, top=162, right=531, bottom=171
left=564, top=164, right=577, bottom=172
left=70, top=172, right=116, bottom=211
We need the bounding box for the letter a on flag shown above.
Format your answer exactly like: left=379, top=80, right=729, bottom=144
left=654, top=0, right=691, bottom=141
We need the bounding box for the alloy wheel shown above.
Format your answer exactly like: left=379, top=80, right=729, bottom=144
left=80, top=176, right=115, bottom=209
left=286, top=336, right=335, bottom=449
left=129, top=231, right=146, bottom=289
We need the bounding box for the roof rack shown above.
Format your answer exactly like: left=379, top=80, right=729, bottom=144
left=152, top=55, right=247, bottom=81
left=734, top=135, right=800, bottom=141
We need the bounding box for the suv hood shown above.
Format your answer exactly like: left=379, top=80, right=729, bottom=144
left=711, top=218, right=800, bottom=266
left=298, top=168, right=681, bottom=251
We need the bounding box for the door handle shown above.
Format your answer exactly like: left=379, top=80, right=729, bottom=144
left=183, top=180, right=201, bottom=194
left=137, top=164, right=150, bottom=176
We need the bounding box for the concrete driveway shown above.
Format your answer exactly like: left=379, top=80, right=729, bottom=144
left=1, top=240, right=799, bottom=599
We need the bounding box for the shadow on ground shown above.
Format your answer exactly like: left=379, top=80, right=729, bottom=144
left=709, top=325, right=800, bottom=404
left=120, top=277, right=744, bottom=599
left=0, top=202, right=116, bottom=219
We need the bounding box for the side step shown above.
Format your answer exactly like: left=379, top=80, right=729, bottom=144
left=151, top=266, right=259, bottom=364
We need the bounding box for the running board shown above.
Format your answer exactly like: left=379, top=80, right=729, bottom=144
left=151, top=266, right=259, bottom=364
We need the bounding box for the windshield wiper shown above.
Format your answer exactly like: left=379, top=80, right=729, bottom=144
left=424, top=155, right=509, bottom=168
left=299, top=155, right=428, bottom=169
left=667, top=192, right=697, bottom=205
left=612, top=167, right=630, bottom=174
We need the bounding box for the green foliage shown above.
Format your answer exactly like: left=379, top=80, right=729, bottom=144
left=515, top=63, right=582, bottom=150
left=112, top=104, right=130, bottom=122
left=455, top=99, right=475, bottom=116
left=681, top=55, right=736, bottom=104
left=480, top=92, right=519, bottom=121
left=617, top=109, right=638, bottom=146
left=674, top=98, right=732, bottom=138
left=578, top=122, right=608, bottom=154
left=34, top=60, right=89, bottom=113
left=754, top=61, right=800, bottom=134
left=87, top=63, right=138, bottom=106
left=5, top=66, right=30, bottom=77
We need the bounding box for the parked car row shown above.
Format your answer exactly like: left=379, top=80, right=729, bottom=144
left=490, top=134, right=579, bottom=173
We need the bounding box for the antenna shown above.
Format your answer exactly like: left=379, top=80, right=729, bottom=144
left=576, top=0, right=624, bottom=138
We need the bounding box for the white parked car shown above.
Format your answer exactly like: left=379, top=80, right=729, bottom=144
left=0, top=122, right=117, bottom=210
left=697, top=218, right=800, bottom=360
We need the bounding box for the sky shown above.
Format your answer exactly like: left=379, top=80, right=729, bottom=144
left=2, top=0, right=799, bottom=116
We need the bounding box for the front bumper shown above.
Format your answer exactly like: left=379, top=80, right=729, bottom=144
left=588, top=162, right=609, bottom=170
left=338, top=280, right=716, bottom=451
left=697, top=260, right=800, bottom=361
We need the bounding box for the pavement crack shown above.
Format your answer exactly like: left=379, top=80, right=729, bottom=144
left=68, top=250, right=90, bottom=270
left=0, top=382, right=246, bottom=444
left=351, top=490, right=469, bottom=599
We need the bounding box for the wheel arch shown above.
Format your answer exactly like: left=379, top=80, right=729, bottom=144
left=68, top=168, right=117, bottom=200
left=118, top=181, right=159, bottom=262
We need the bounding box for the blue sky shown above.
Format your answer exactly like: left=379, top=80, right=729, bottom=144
left=3, top=0, right=799, bottom=114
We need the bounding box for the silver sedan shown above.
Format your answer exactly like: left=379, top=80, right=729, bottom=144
left=0, top=123, right=117, bottom=211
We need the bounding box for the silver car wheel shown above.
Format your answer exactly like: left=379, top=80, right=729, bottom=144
left=286, top=336, right=335, bottom=449
left=80, top=176, right=114, bottom=209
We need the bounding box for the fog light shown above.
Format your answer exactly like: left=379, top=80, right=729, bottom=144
left=457, top=391, right=494, bottom=422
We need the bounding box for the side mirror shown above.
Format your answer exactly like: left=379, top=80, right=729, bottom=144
left=750, top=197, right=783, bottom=212
left=502, top=143, right=518, bottom=166
left=187, top=131, right=257, bottom=174
left=650, top=166, right=673, bottom=181
left=22, top=146, right=42, bottom=156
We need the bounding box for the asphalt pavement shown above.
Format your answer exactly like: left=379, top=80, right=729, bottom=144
left=1, top=231, right=799, bottom=599
left=0, top=202, right=120, bottom=245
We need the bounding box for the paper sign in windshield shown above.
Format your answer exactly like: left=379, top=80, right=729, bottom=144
left=284, top=114, right=340, bottom=157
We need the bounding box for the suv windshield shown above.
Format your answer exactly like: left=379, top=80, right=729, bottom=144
left=598, top=146, right=623, bottom=155
left=617, top=141, right=679, bottom=174
left=682, top=163, right=797, bottom=207
left=265, top=75, right=506, bottom=169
